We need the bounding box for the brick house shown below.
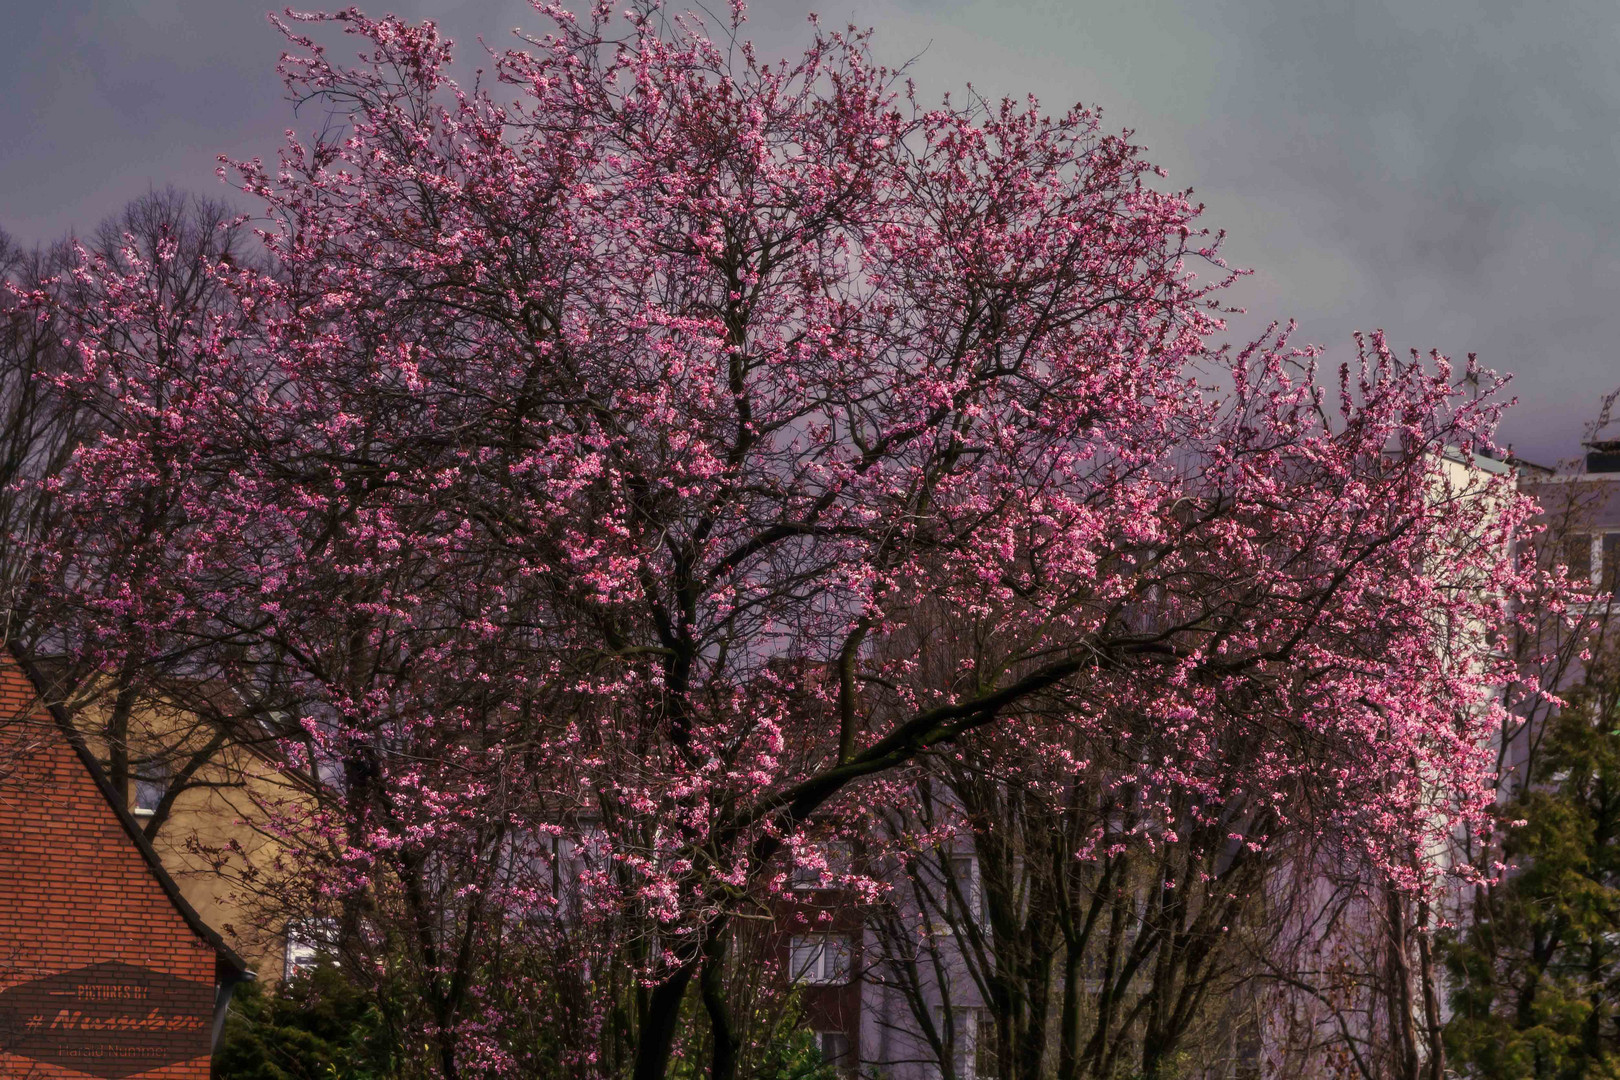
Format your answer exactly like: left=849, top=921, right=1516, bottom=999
left=52, top=670, right=319, bottom=986
left=779, top=874, right=863, bottom=1072
left=0, top=645, right=251, bottom=1079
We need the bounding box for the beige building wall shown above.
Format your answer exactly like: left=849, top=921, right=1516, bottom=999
left=67, top=686, right=314, bottom=985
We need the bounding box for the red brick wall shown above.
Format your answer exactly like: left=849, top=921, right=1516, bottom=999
left=773, top=891, right=863, bottom=1065
left=0, top=653, right=217, bottom=1080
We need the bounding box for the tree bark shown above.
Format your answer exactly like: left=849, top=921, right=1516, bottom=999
left=1415, top=900, right=1446, bottom=1080
left=701, top=934, right=739, bottom=1080
left=633, top=963, right=698, bottom=1080
left=1384, top=883, right=1421, bottom=1080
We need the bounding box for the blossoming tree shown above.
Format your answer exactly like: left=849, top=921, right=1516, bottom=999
left=37, top=4, right=1533, bottom=1076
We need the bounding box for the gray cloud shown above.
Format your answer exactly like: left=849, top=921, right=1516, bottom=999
left=2, top=0, right=1613, bottom=462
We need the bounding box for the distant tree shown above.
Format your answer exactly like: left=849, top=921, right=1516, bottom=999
left=2, top=189, right=249, bottom=642
left=0, top=191, right=278, bottom=843
left=39, top=5, right=1533, bottom=1078
left=1444, top=664, right=1620, bottom=1077
left=1, top=190, right=265, bottom=838
left=864, top=610, right=1279, bottom=1080
left=1442, top=507, right=1620, bottom=1080
left=0, top=227, right=89, bottom=637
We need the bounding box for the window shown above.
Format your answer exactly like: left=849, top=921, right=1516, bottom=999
left=132, top=762, right=170, bottom=817
left=1078, top=945, right=1108, bottom=987
left=283, top=918, right=338, bottom=980
left=932, top=1006, right=993, bottom=1080
left=1563, top=532, right=1594, bottom=583
left=927, top=852, right=983, bottom=933
left=791, top=839, right=851, bottom=890
left=815, top=1030, right=852, bottom=1070
left=789, top=935, right=852, bottom=985
left=499, top=828, right=551, bottom=879
left=497, top=820, right=613, bottom=925
left=948, top=853, right=983, bottom=924
left=1603, top=533, right=1620, bottom=590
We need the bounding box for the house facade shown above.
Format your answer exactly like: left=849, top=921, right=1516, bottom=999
left=0, top=645, right=250, bottom=1079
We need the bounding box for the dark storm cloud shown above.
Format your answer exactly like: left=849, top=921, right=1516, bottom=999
left=3, top=0, right=1614, bottom=462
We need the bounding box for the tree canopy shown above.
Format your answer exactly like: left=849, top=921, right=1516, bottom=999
left=21, top=5, right=1534, bottom=1077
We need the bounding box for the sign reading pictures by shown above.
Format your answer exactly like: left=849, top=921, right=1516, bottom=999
left=0, top=960, right=213, bottom=1079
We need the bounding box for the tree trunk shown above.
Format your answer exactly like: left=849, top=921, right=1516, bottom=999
left=1384, top=883, right=1421, bottom=1080
left=634, top=963, right=699, bottom=1080
left=1057, top=943, right=1083, bottom=1080
left=1415, top=901, right=1446, bottom=1080
left=104, top=665, right=140, bottom=800
left=701, top=934, right=739, bottom=1080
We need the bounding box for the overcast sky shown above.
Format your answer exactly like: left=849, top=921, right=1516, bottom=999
left=3, top=0, right=1615, bottom=465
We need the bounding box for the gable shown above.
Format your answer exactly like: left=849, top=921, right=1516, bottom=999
left=0, top=646, right=248, bottom=1079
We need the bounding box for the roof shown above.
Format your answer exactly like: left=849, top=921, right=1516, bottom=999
left=1439, top=445, right=1515, bottom=475
left=5, top=641, right=254, bottom=983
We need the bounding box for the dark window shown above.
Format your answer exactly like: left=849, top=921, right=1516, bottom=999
left=1604, top=534, right=1620, bottom=590
left=816, top=1031, right=852, bottom=1069
left=790, top=936, right=852, bottom=985
left=975, top=1012, right=998, bottom=1079
left=933, top=1007, right=988, bottom=1080
left=948, top=853, right=983, bottom=924
left=1563, top=533, right=1593, bottom=583
left=791, top=840, right=850, bottom=890
left=132, top=762, right=169, bottom=816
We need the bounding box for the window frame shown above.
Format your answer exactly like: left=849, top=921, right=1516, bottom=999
left=789, top=934, right=853, bottom=986
left=283, top=917, right=338, bottom=981
left=931, top=1005, right=991, bottom=1080
left=131, top=761, right=171, bottom=818
left=815, top=1030, right=853, bottom=1070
